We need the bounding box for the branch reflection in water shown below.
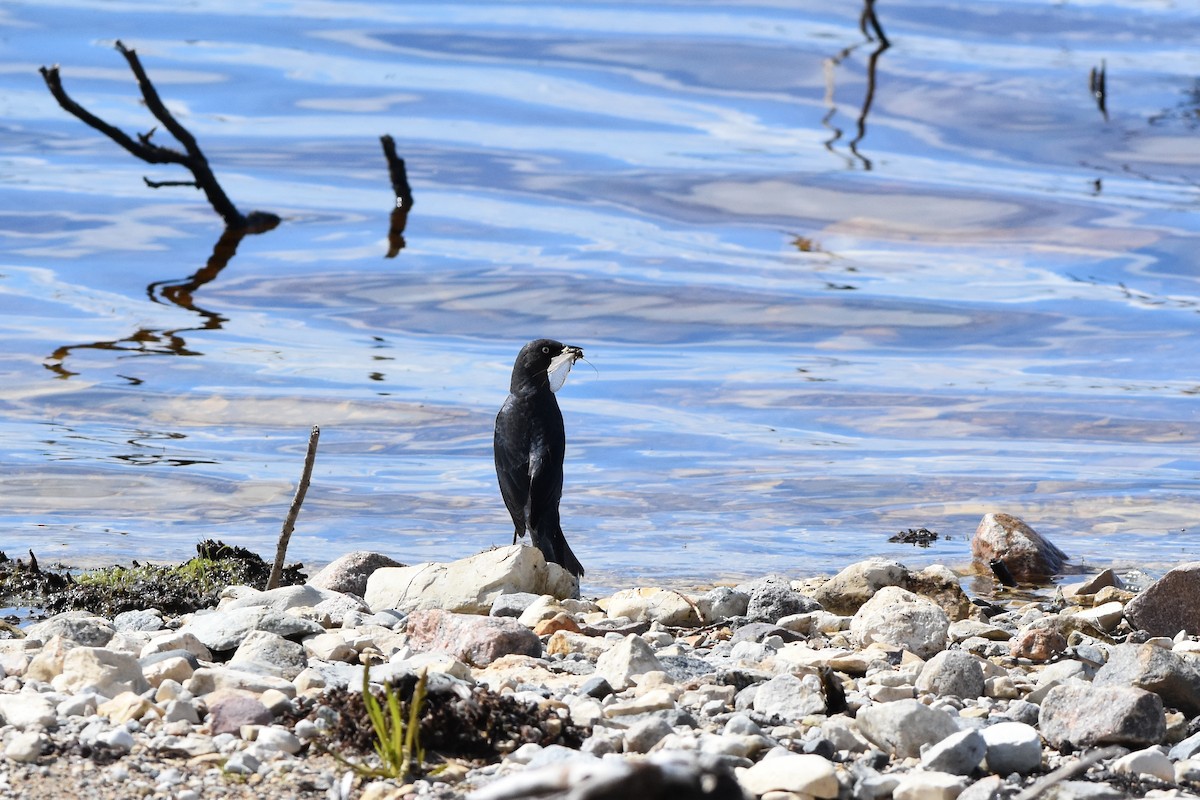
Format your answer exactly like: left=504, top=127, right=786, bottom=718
left=821, top=0, right=890, bottom=170
left=44, top=217, right=279, bottom=379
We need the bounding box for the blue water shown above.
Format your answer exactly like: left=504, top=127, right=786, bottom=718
left=2, top=0, right=1199, bottom=593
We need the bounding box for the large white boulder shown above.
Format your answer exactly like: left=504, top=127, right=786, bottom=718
left=365, top=545, right=578, bottom=614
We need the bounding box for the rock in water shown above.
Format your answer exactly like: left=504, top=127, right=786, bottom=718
left=971, top=512, right=1068, bottom=580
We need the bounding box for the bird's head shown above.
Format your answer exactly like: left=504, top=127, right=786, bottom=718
left=512, top=338, right=584, bottom=393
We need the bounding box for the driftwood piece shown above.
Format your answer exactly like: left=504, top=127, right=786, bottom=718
left=268, top=426, right=320, bottom=590
left=39, top=40, right=279, bottom=231
left=381, top=134, right=414, bottom=257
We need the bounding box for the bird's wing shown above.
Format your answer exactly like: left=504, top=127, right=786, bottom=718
left=494, top=399, right=530, bottom=528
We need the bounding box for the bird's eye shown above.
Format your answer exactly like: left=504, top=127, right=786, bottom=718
left=541, top=346, right=550, bottom=354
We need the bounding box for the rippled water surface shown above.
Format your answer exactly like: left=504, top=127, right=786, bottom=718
left=3, top=0, right=1200, bottom=592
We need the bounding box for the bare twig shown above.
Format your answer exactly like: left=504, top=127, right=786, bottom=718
left=381, top=134, right=414, bottom=258
left=269, top=425, right=320, bottom=590
left=39, top=40, right=279, bottom=230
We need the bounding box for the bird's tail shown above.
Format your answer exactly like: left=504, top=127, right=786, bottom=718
left=535, top=526, right=584, bottom=578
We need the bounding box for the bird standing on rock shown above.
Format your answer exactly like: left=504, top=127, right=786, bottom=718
left=494, top=338, right=585, bottom=577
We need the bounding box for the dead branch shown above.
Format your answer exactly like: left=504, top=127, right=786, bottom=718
left=381, top=134, right=414, bottom=258
left=39, top=40, right=279, bottom=230
left=269, top=425, right=320, bottom=590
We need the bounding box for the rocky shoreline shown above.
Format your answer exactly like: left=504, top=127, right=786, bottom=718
left=3, top=522, right=1200, bottom=800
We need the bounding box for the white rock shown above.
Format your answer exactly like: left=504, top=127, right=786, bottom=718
left=3, top=731, right=42, bottom=763
left=1075, top=601, right=1124, bottom=632
left=97, top=726, right=135, bottom=751
left=736, top=753, right=838, bottom=798
left=365, top=545, right=578, bottom=614
left=253, top=725, right=303, bottom=755
left=604, top=588, right=701, bottom=627
left=752, top=672, right=826, bottom=719
left=228, top=630, right=307, bottom=680
left=143, top=656, right=195, bottom=688
left=141, top=631, right=212, bottom=661
left=54, top=646, right=149, bottom=697
left=981, top=721, right=1042, bottom=774
left=303, top=632, right=356, bottom=662
left=595, top=634, right=664, bottom=691
left=0, top=693, right=57, bottom=729
left=851, top=586, right=949, bottom=659
left=223, top=584, right=341, bottom=612
left=1112, top=746, right=1174, bottom=783
left=184, top=666, right=297, bottom=697
left=893, top=770, right=967, bottom=800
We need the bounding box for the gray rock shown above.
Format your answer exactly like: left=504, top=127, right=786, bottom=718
left=752, top=672, right=826, bottom=720
left=850, top=586, right=950, bottom=659
left=971, top=512, right=1068, bottom=580
left=1124, top=562, right=1200, bottom=637
left=981, top=721, right=1042, bottom=774
left=659, top=654, right=716, bottom=684
left=1042, top=781, right=1126, bottom=800
left=579, top=676, right=613, bottom=699
left=25, top=612, right=114, bottom=647
left=624, top=716, right=674, bottom=753
left=956, top=775, right=1009, bottom=800
left=223, top=584, right=341, bottom=613
left=228, top=630, right=308, bottom=680
left=1169, top=729, right=1200, bottom=761
left=697, top=587, right=749, bottom=622
left=223, top=750, right=261, bottom=776
left=405, top=609, right=541, bottom=666
left=743, top=575, right=820, bottom=623
left=916, top=650, right=986, bottom=699
left=308, top=551, right=404, bottom=597
left=3, top=731, right=43, bottom=763
left=856, top=698, right=959, bottom=758
left=920, top=729, right=986, bottom=775
left=491, top=592, right=544, bottom=618
left=1038, top=682, right=1165, bottom=749
left=112, top=609, right=164, bottom=632
left=813, top=558, right=908, bottom=615
left=179, top=606, right=323, bottom=653
left=207, top=691, right=274, bottom=735
left=1094, top=642, right=1200, bottom=716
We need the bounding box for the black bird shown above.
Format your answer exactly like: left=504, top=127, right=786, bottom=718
left=494, top=338, right=585, bottom=577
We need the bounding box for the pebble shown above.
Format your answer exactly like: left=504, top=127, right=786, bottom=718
left=3, top=541, right=1199, bottom=799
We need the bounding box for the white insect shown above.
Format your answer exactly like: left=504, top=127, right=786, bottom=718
left=547, top=346, right=583, bottom=393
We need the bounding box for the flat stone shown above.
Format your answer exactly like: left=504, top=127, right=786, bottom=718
left=605, top=588, right=701, bottom=627
left=179, top=606, right=323, bottom=653
left=53, top=646, right=149, bottom=697
left=0, top=693, right=57, bottom=729
left=736, top=753, right=839, bottom=798
left=228, top=630, right=308, bottom=680
left=892, top=771, right=968, bottom=800
left=207, top=690, right=274, bottom=735
left=25, top=612, right=115, bottom=647
left=112, top=610, right=164, bottom=632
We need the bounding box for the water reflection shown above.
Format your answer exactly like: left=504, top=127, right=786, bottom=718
left=45, top=219, right=281, bottom=378
left=380, top=134, right=414, bottom=258
left=822, top=0, right=890, bottom=170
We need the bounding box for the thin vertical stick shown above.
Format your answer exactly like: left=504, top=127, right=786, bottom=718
left=269, top=425, right=320, bottom=589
